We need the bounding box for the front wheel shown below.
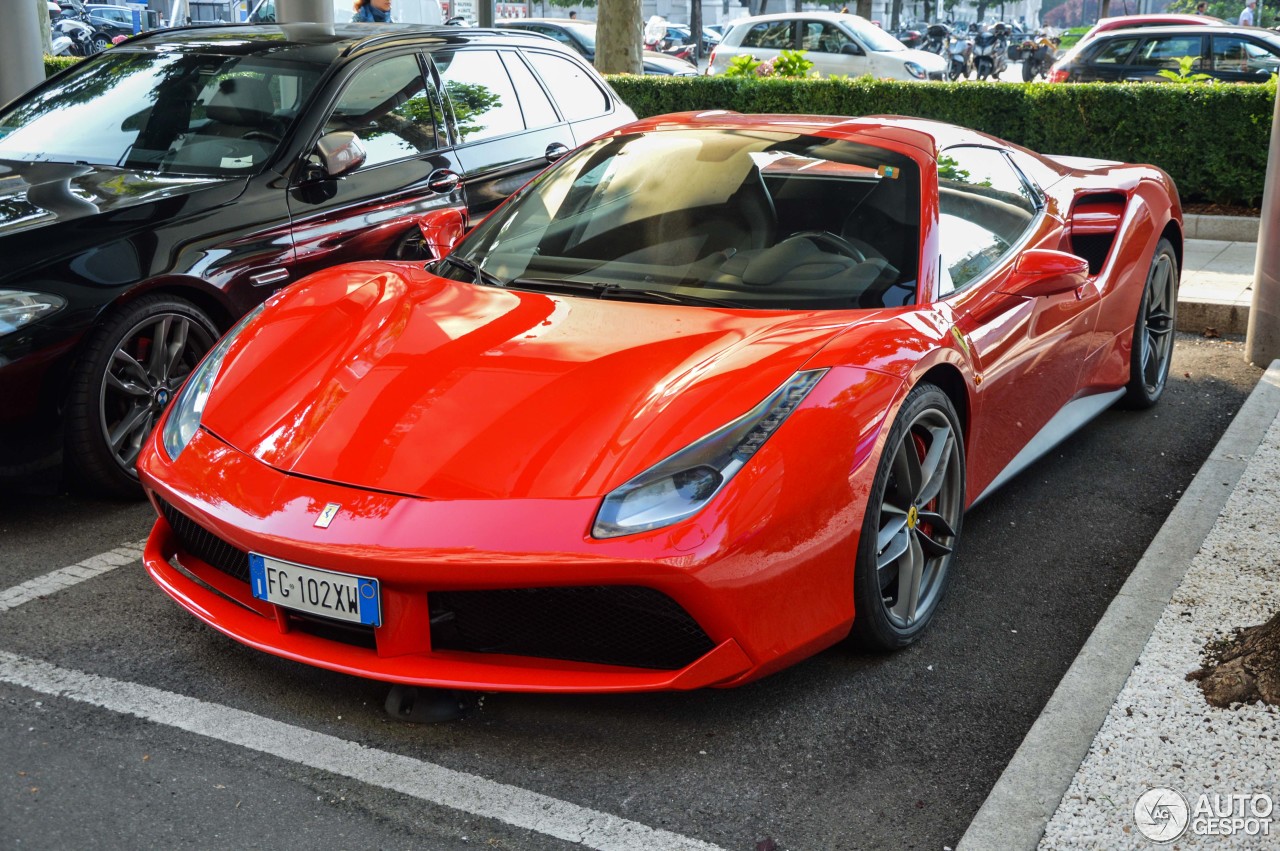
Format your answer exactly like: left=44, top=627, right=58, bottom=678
left=976, top=57, right=992, bottom=80
left=64, top=295, right=219, bottom=497
left=1123, top=237, right=1179, bottom=408
left=91, top=35, right=110, bottom=53
left=851, top=384, right=966, bottom=650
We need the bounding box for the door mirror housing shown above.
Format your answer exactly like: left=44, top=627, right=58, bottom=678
left=417, top=207, right=468, bottom=260
left=310, top=131, right=367, bottom=179
left=841, top=42, right=865, bottom=56
left=997, top=249, right=1089, bottom=298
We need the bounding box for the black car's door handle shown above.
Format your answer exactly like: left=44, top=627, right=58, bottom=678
left=427, top=169, right=461, bottom=194
left=545, top=142, right=571, bottom=164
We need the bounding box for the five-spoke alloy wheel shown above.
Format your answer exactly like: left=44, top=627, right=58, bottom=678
left=853, top=383, right=966, bottom=649
left=65, top=295, right=218, bottom=497
left=1125, top=237, right=1179, bottom=408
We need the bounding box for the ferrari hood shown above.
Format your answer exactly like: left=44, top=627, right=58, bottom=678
left=202, top=263, right=853, bottom=500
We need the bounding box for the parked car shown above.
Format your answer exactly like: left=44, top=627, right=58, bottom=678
left=1048, top=24, right=1280, bottom=83
left=85, top=3, right=161, bottom=31
left=500, top=18, right=700, bottom=75
left=0, top=23, right=634, bottom=496
left=709, top=12, right=948, bottom=80
left=1074, top=13, right=1228, bottom=50
left=138, top=112, right=1181, bottom=692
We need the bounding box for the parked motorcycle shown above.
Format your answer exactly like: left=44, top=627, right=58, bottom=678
left=1015, top=32, right=1061, bottom=82
left=53, top=15, right=98, bottom=55
left=949, top=31, right=974, bottom=80
left=971, top=23, right=1010, bottom=81
left=895, top=28, right=923, bottom=49
left=922, top=23, right=949, bottom=56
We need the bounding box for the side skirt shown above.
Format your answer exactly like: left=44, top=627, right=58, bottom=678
left=971, top=388, right=1125, bottom=508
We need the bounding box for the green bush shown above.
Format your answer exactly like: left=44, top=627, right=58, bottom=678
left=607, top=74, right=1276, bottom=207
left=44, top=55, right=83, bottom=77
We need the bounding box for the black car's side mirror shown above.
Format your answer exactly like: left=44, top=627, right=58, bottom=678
left=308, top=131, right=367, bottom=179
left=841, top=42, right=865, bottom=56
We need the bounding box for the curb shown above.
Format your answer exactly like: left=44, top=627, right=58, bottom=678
left=956, top=359, right=1280, bottom=851
left=1176, top=298, right=1250, bottom=337
left=1183, top=213, right=1259, bottom=243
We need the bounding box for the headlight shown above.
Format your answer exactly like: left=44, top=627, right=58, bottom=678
left=592, top=369, right=827, bottom=538
left=905, top=61, right=927, bottom=79
left=160, top=303, right=265, bottom=461
left=0, top=290, right=66, bottom=335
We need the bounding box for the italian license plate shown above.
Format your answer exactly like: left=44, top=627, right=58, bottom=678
left=249, top=553, right=380, bottom=627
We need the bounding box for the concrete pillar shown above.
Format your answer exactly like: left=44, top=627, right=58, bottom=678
left=1, top=0, right=46, bottom=109
left=1246, top=86, right=1280, bottom=367
left=277, top=0, right=335, bottom=22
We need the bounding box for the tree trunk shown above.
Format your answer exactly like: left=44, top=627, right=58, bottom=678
left=1188, top=610, right=1280, bottom=708
left=856, top=0, right=872, bottom=19
left=691, top=0, right=703, bottom=61
left=38, top=0, right=53, bottom=55
left=596, top=0, right=643, bottom=74
left=975, top=0, right=989, bottom=23
left=891, top=0, right=902, bottom=29
left=1098, top=0, right=1111, bottom=21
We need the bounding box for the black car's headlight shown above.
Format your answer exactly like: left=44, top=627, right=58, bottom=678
left=160, top=304, right=265, bottom=461
left=592, top=369, right=827, bottom=539
left=0, top=290, right=66, bottom=336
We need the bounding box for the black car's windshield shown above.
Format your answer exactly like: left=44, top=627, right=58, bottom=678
left=446, top=128, right=921, bottom=310
left=0, top=50, right=323, bottom=177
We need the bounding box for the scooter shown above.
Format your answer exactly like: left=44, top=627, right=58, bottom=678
left=49, top=30, right=75, bottom=56
left=1017, top=32, right=1061, bottom=82
left=53, top=15, right=98, bottom=55
left=923, top=23, right=949, bottom=57
left=971, top=24, right=1009, bottom=81
left=949, top=32, right=974, bottom=80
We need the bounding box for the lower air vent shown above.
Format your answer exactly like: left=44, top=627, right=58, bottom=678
left=157, top=498, right=251, bottom=583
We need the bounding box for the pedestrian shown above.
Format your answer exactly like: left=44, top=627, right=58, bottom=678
left=352, top=0, right=392, bottom=23
left=568, top=10, right=577, bottom=19
left=1195, top=1, right=1208, bottom=13
left=1239, top=0, right=1256, bottom=25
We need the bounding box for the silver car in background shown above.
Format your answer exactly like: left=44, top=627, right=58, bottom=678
left=709, top=12, right=948, bottom=81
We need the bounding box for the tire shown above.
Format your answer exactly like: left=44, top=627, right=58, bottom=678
left=64, top=295, right=219, bottom=498
left=851, top=383, right=966, bottom=650
left=1022, top=58, right=1036, bottom=82
left=1123, top=237, right=1178, bottom=409
left=976, top=57, right=991, bottom=80
left=91, top=35, right=110, bottom=53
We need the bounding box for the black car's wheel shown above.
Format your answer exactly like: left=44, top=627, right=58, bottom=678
left=91, top=35, right=110, bottom=53
left=65, top=295, right=219, bottom=497
left=1123, top=237, right=1178, bottom=409
left=851, top=383, right=965, bottom=650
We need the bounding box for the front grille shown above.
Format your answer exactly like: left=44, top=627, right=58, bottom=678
left=157, top=498, right=251, bottom=583
left=429, top=586, right=715, bottom=670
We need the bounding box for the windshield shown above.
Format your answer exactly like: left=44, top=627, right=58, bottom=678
left=445, top=128, right=921, bottom=310
left=0, top=50, right=323, bottom=177
left=846, top=17, right=908, bottom=52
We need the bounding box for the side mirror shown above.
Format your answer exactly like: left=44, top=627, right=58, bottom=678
left=310, top=131, right=366, bottom=179
left=417, top=206, right=468, bottom=260
left=997, top=249, right=1089, bottom=298
left=841, top=42, right=865, bottom=56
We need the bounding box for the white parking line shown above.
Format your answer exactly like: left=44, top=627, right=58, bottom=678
left=0, top=541, right=146, bottom=613
left=0, top=651, right=725, bottom=851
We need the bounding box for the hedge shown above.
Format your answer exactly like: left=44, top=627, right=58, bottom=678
left=606, top=74, right=1277, bottom=207
left=44, top=55, right=82, bottom=77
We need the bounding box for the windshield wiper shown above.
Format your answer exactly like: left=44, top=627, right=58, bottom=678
left=509, top=277, right=745, bottom=308
left=438, top=255, right=502, bottom=286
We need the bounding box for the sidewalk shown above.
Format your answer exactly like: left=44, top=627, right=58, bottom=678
left=957, top=217, right=1278, bottom=850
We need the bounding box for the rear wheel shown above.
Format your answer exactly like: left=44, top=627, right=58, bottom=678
left=1022, top=58, right=1037, bottom=81
left=1123, top=238, right=1178, bottom=408
left=851, top=384, right=965, bottom=650
left=64, top=295, right=219, bottom=498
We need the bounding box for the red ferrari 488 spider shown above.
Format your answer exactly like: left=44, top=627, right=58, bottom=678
left=138, top=112, right=1181, bottom=693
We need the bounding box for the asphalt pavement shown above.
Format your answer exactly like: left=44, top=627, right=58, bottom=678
left=0, top=333, right=1262, bottom=851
